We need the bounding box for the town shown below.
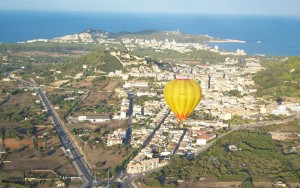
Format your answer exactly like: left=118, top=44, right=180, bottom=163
left=1, top=30, right=299, bottom=187
left=22, top=31, right=300, bottom=174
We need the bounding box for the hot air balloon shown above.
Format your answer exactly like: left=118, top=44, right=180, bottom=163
left=163, top=78, right=202, bottom=126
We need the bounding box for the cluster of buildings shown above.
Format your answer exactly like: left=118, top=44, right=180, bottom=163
left=122, top=37, right=208, bottom=53
left=106, top=128, right=126, bottom=146
left=22, top=31, right=300, bottom=175
left=49, top=30, right=121, bottom=45
left=126, top=107, right=222, bottom=174
left=61, top=49, right=299, bottom=175
left=102, top=53, right=300, bottom=174
left=25, top=29, right=249, bottom=56
left=109, top=54, right=300, bottom=124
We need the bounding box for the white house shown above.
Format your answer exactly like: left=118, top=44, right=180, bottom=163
left=196, top=134, right=216, bottom=146
left=271, top=105, right=290, bottom=116
left=219, top=112, right=232, bottom=120
left=78, top=115, right=110, bottom=123
left=133, top=105, right=142, bottom=116
left=106, top=137, right=123, bottom=146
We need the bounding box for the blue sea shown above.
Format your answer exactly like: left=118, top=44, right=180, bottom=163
left=0, top=10, right=299, bottom=56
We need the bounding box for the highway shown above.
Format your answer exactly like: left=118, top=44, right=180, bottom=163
left=6, top=71, right=94, bottom=188
left=37, top=88, right=94, bottom=187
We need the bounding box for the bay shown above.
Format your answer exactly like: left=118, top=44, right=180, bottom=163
left=0, top=10, right=299, bottom=56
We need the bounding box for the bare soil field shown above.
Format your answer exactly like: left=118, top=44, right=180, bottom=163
left=82, top=89, right=109, bottom=107
left=73, top=79, right=93, bottom=88
left=67, top=120, right=127, bottom=131
left=1, top=127, right=77, bottom=178
left=66, top=120, right=128, bottom=174
left=25, top=170, right=57, bottom=178
left=2, top=158, right=77, bottom=176
left=270, top=132, right=299, bottom=141
left=103, top=81, right=122, bottom=91
left=177, top=181, right=299, bottom=188
left=83, top=143, right=130, bottom=171
left=9, top=51, right=82, bottom=58
left=283, top=96, right=300, bottom=103
left=71, top=79, right=122, bottom=112
left=1, top=92, right=38, bottom=108
left=4, top=133, right=62, bottom=159
left=3, top=138, right=76, bottom=176
left=4, top=137, right=34, bottom=150
left=180, top=181, right=242, bottom=188
left=0, top=80, right=22, bottom=91
left=0, top=170, right=24, bottom=181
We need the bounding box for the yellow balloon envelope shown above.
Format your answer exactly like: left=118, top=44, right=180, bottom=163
left=163, top=79, right=202, bottom=122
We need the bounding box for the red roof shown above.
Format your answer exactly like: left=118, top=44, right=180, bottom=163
left=198, top=134, right=215, bottom=140
left=196, top=130, right=206, bottom=135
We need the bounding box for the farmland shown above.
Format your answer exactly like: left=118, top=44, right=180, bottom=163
left=0, top=80, right=77, bottom=185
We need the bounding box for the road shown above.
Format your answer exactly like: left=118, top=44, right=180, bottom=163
left=116, top=109, right=170, bottom=188
left=37, top=88, right=94, bottom=187
left=142, top=109, right=170, bottom=148
left=125, top=91, right=134, bottom=147
left=7, top=71, right=94, bottom=188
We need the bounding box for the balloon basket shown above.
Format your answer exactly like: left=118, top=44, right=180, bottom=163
left=179, top=122, right=183, bottom=129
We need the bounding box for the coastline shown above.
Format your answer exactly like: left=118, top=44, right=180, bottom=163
left=208, top=39, right=246, bottom=43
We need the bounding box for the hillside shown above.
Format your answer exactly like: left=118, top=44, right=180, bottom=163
left=253, top=56, right=300, bottom=99
left=114, top=30, right=212, bottom=43
left=56, top=50, right=123, bottom=75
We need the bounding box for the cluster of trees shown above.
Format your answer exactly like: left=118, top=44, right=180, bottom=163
left=135, top=95, right=160, bottom=106
left=49, top=94, right=66, bottom=105
left=0, top=42, right=107, bottom=53
left=97, top=52, right=123, bottom=73
left=0, top=105, right=31, bottom=123
left=189, top=110, right=216, bottom=121
left=30, top=112, right=49, bottom=125
left=142, top=130, right=299, bottom=187
left=114, top=148, right=140, bottom=173
left=95, top=104, right=116, bottom=114
left=253, top=56, right=300, bottom=99
left=226, top=89, right=242, bottom=97
left=226, top=115, right=253, bottom=125
left=53, top=50, right=123, bottom=76
left=0, top=125, right=36, bottom=139
left=48, top=93, right=81, bottom=119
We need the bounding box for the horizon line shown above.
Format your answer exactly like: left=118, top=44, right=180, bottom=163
left=1, top=9, right=300, bottom=17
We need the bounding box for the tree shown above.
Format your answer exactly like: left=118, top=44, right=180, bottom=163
left=146, top=179, right=161, bottom=187
left=240, top=177, right=253, bottom=188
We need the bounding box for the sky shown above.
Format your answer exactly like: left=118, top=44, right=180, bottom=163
left=1, top=0, right=300, bottom=16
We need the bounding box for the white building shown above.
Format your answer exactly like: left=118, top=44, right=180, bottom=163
left=78, top=115, right=110, bottom=123
left=271, top=105, right=290, bottom=116
left=196, top=134, right=216, bottom=146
